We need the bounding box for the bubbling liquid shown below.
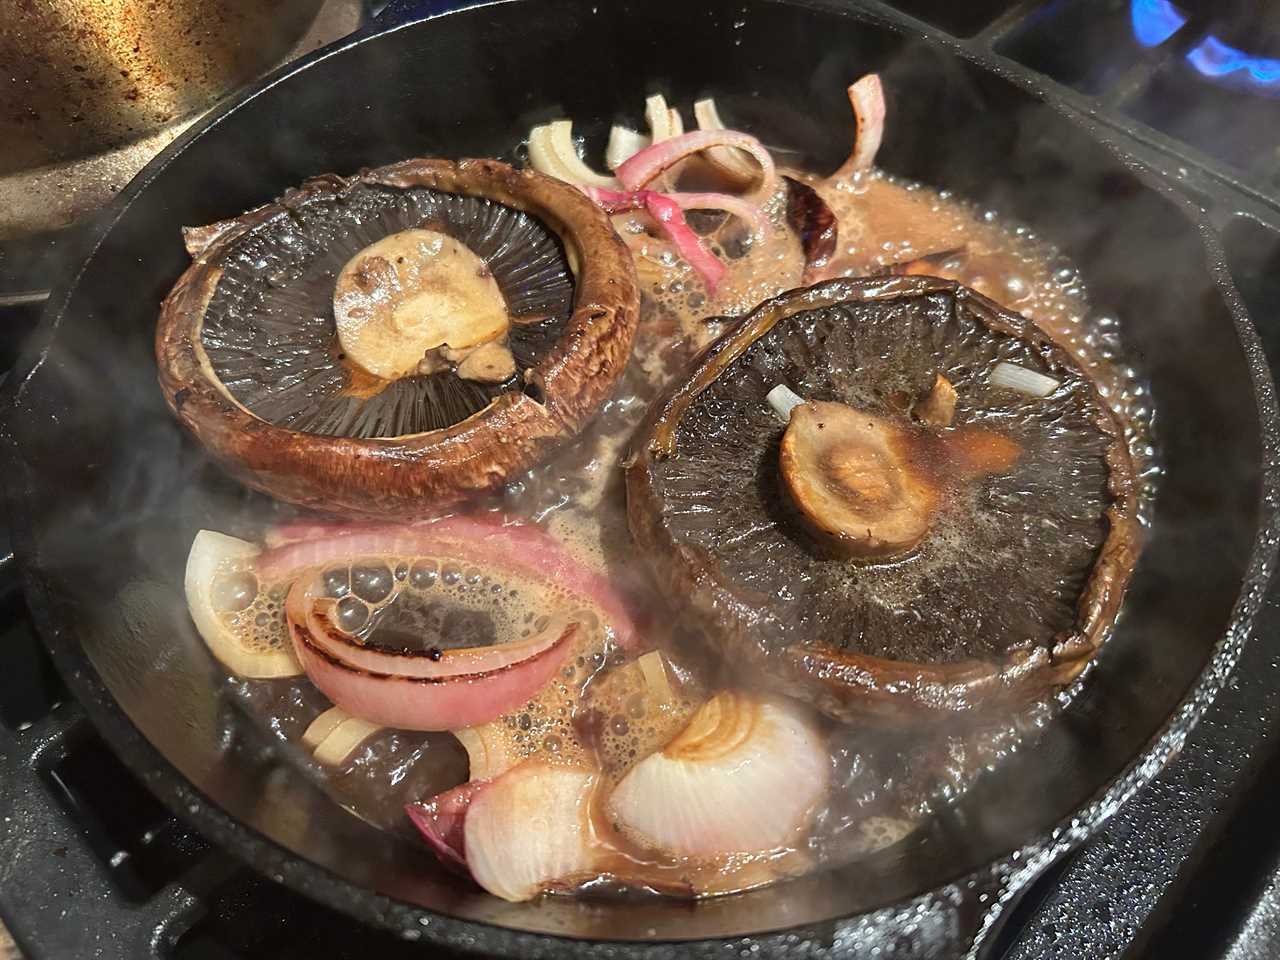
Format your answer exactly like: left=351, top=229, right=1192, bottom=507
left=315, top=556, right=565, bottom=654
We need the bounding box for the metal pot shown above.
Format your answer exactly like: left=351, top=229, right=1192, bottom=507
left=2, top=0, right=328, bottom=173
left=0, top=0, right=334, bottom=236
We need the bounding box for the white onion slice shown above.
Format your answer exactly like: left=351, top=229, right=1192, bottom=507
left=636, top=650, right=674, bottom=705
left=606, top=124, right=649, bottom=170
left=528, top=121, right=617, bottom=188
left=607, top=693, right=827, bottom=858
left=990, top=361, right=1060, bottom=397
left=301, top=580, right=574, bottom=680
left=302, top=706, right=351, bottom=749
left=288, top=599, right=578, bottom=732
left=454, top=724, right=522, bottom=781
left=303, top=707, right=383, bottom=766
left=693, top=98, right=760, bottom=185
left=645, top=94, right=676, bottom=142
left=185, top=530, right=301, bottom=678
left=767, top=383, right=806, bottom=420
left=465, top=763, right=600, bottom=902
left=615, top=129, right=777, bottom=203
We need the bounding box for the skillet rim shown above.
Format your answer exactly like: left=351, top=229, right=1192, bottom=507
left=2, top=0, right=1278, bottom=954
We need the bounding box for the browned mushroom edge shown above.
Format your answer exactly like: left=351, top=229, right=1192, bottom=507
left=625, top=275, right=1141, bottom=721
left=157, top=158, right=641, bottom=517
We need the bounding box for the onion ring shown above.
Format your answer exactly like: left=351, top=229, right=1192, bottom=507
left=287, top=585, right=578, bottom=731
left=301, top=581, right=579, bottom=680
left=615, top=129, right=777, bottom=202
left=258, top=516, right=643, bottom=651
left=580, top=187, right=733, bottom=294
left=582, top=186, right=766, bottom=241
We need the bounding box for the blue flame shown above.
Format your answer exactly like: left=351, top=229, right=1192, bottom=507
left=1131, top=0, right=1280, bottom=97
left=1130, top=0, right=1187, bottom=48
left=1186, top=35, right=1280, bottom=93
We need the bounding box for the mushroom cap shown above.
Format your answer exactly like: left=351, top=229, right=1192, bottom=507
left=626, top=276, right=1140, bottom=721
left=157, top=158, right=640, bottom=517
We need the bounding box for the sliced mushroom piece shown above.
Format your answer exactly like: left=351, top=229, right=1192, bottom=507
left=157, top=158, right=640, bottom=516
left=627, top=276, right=1140, bottom=721
left=454, top=340, right=517, bottom=384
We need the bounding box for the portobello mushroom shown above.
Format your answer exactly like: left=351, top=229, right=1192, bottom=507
left=626, top=276, right=1139, bottom=721
left=158, top=158, right=640, bottom=517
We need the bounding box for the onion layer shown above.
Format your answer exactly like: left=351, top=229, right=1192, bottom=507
left=580, top=186, right=738, bottom=294
left=833, top=73, right=886, bottom=179
left=582, top=186, right=765, bottom=240
left=301, top=706, right=383, bottom=766
left=693, top=98, right=760, bottom=185
left=257, top=517, right=642, bottom=651
left=644, top=192, right=728, bottom=294
left=644, top=93, right=683, bottom=143
left=463, top=762, right=600, bottom=902
left=606, top=125, right=649, bottom=170
left=406, top=779, right=487, bottom=871
left=185, top=530, right=302, bottom=678
left=301, top=580, right=576, bottom=681
left=528, top=121, right=618, bottom=188
left=607, top=693, right=828, bottom=858
left=615, top=129, right=777, bottom=202
left=287, top=583, right=578, bottom=731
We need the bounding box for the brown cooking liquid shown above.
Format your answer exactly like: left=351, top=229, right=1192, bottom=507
left=223, top=160, right=1157, bottom=898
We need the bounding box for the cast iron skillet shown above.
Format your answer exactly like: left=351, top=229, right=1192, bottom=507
left=3, top=0, right=1277, bottom=956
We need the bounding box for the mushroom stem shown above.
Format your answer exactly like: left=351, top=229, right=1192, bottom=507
left=333, top=228, right=510, bottom=381
left=913, top=373, right=957, bottom=428
left=779, top=401, right=938, bottom=561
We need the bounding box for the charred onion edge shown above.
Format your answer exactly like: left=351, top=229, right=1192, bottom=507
left=287, top=602, right=578, bottom=730
left=625, top=275, right=1140, bottom=720
left=157, top=159, right=641, bottom=518
left=288, top=614, right=577, bottom=687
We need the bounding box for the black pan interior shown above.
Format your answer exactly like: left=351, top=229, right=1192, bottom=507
left=2, top=0, right=1266, bottom=942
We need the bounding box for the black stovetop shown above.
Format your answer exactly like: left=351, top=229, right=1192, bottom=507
left=4, top=0, right=1280, bottom=957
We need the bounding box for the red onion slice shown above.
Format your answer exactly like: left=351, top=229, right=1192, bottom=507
left=257, top=517, right=642, bottom=651
left=298, top=582, right=578, bottom=680
left=287, top=606, right=577, bottom=731
left=615, top=129, right=777, bottom=201
left=834, top=73, right=885, bottom=179
left=643, top=192, right=727, bottom=294
left=579, top=187, right=733, bottom=294
left=581, top=186, right=765, bottom=239
left=405, top=779, right=489, bottom=871
left=668, top=191, right=767, bottom=240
